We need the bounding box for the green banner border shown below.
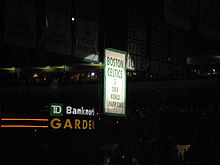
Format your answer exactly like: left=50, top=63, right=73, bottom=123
left=103, top=48, right=126, bottom=117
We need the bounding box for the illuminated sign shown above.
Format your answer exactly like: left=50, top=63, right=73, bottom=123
left=50, top=118, right=95, bottom=130
left=66, top=106, right=95, bottom=116
left=50, top=103, right=63, bottom=116
left=49, top=103, right=96, bottom=130
left=50, top=103, right=95, bottom=117
left=0, top=104, right=96, bottom=130
left=104, top=48, right=126, bottom=116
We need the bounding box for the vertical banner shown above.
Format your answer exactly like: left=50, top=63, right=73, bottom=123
left=4, top=0, right=36, bottom=48
left=45, top=0, right=71, bottom=55
left=104, top=48, right=126, bottom=116
left=75, top=0, right=99, bottom=63
left=164, top=0, right=191, bottom=30
left=127, top=8, right=147, bottom=71
left=0, top=35, right=2, bottom=53
left=199, top=0, right=220, bottom=39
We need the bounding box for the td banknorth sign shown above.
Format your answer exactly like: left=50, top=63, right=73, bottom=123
left=49, top=103, right=95, bottom=130
left=104, top=48, right=126, bottom=116
left=50, top=103, right=95, bottom=116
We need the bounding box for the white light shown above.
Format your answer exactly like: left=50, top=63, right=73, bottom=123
left=91, top=72, right=95, bottom=76
left=212, top=68, right=216, bottom=72
left=32, top=73, right=38, bottom=78
left=46, top=17, right=49, bottom=27
left=71, top=17, right=75, bottom=21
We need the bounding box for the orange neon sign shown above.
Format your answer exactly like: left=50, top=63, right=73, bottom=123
left=1, top=118, right=49, bottom=121
left=1, top=125, right=48, bottom=128
left=0, top=118, right=49, bottom=128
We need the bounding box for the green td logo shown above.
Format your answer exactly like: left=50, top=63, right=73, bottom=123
left=50, top=103, right=63, bottom=116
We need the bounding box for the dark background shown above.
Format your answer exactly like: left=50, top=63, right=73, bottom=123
left=1, top=0, right=220, bottom=164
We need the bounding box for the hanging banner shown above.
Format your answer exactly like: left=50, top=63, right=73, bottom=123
left=104, top=48, right=126, bottom=116
left=0, top=33, right=2, bottom=53
left=199, top=0, right=220, bottom=39
left=164, top=0, right=191, bottom=30
left=127, top=8, right=147, bottom=71
left=4, top=0, right=36, bottom=48
left=75, top=0, right=99, bottom=63
left=45, top=0, right=71, bottom=55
